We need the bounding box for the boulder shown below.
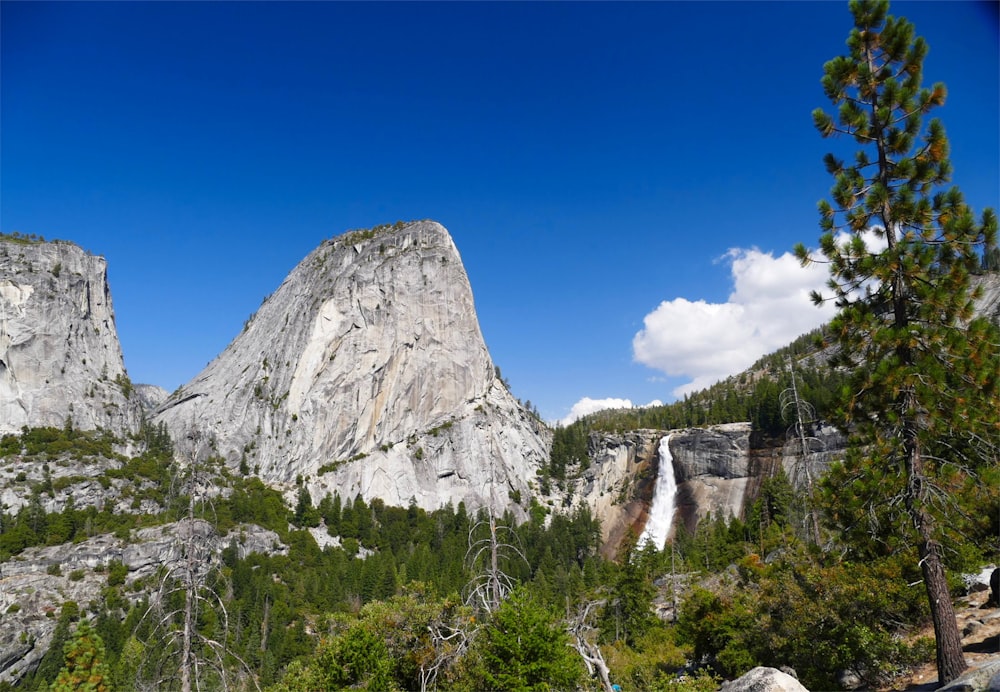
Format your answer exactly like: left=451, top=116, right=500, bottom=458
left=937, top=660, right=1000, bottom=692
left=720, top=666, right=810, bottom=692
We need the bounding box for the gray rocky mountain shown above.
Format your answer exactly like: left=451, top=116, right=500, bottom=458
left=154, top=221, right=550, bottom=517
left=133, top=383, right=170, bottom=412
left=0, top=237, right=143, bottom=437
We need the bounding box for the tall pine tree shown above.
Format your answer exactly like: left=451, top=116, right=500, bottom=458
left=796, top=0, right=998, bottom=684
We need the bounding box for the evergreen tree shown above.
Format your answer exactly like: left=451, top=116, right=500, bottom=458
left=797, top=0, right=998, bottom=683
left=473, top=586, right=584, bottom=691
left=599, top=538, right=656, bottom=647
left=50, top=621, right=112, bottom=692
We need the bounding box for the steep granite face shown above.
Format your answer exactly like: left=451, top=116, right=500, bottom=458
left=154, top=221, right=550, bottom=516
left=670, top=423, right=753, bottom=532
left=0, top=238, right=143, bottom=436
left=568, top=424, right=754, bottom=558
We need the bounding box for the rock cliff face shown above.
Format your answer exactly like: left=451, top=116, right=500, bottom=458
left=0, top=238, right=143, bottom=437
left=569, top=430, right=661, bottom=558
left=670, top=423, right=753, bottom=532
left=154, top=221, right=550, bottom=517
left=569, top=424, right=754, bottom=558
left=972, top=272, right=1000, bottom=326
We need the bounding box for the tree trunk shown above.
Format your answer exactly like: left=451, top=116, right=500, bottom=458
left=918, top=532, right=967, bottom=684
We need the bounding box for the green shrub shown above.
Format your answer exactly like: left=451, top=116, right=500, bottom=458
left=107, top=561, right=128, bottom=587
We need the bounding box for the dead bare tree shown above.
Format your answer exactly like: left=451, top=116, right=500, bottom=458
left=462, top=509, right=526, bottom=614
left=779, top=357, right=825, bottom=544
left=136, top=453, right=259, bottom=692
left=566, top=599, right=614, bottom=692
left=418, top=607, right=474, bottom=692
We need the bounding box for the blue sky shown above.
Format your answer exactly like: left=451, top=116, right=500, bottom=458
left=3, top=1, right=997, bottom=425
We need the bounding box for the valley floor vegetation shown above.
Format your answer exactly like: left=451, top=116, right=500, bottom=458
left=1, top=357, right=996, bottom=692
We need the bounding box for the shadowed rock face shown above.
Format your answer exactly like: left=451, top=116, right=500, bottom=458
left=154, top=221, right=550, bottom=517
left=670, top=423, right=753, bottom=533
left=0, top=238, right=143, bottom=436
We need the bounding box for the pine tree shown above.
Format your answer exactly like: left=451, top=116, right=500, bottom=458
left=797, top=0, right=998, bottom=684
left=50, top=621, right=112, bottom=692
left=475, top=587, right=584, bottom=691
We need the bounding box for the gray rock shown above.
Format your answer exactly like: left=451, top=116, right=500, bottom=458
left=0, top=520, right=286, bottom=685
left=566, top=424, right=754, bottom=557
left=836, top=668, right=862, bottom=690
left=963, top=619, right=983, bottom=638
left=134, top=383, right=170, bottom=412
left=154, top=221, right=550, bottom=518
left=938, top=660, right=1000, bottom=692
left=720, top=666, right=810, bottom=692
left=671, top=423, right=751, bottom=481
left=0, top=238, right=143, bottom=436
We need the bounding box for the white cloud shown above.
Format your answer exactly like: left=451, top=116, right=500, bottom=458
left=558, top=397, right=663, bottom=427
left=632, top=246, right=837, bottom=397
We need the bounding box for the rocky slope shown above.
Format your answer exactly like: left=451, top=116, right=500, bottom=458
left=0, top=520, right=285, bottom=685
left=154, top=221, right=550, bottom=517
left=0, top=237, right=143, bottom=437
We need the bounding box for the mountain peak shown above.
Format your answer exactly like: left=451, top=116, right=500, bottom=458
left=155, top=221, right=550, bottom=515
left=0, top=236, right=143, bottom=436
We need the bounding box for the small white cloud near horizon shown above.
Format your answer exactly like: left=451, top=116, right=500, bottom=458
left=632, top=245, right=838, bottom=398
left=558, top=397, right=664, bottom=427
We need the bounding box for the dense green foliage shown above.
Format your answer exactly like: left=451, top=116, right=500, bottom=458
left=468, top=587, right=585, bottom=691
left=0, top=424, right=174, bottom=559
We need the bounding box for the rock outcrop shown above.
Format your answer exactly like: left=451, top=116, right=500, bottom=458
left=972, top=272, right=1000, bottom=327
left=567, top=429, right=661, bottom=557
left=671, top=422, right=753, bottom=532
left=154, top=221, right=550, bottom=517
left=0, top=237, right=143, bottom=437
left=568, top=424, right=755, bottom=558
left=0, top=520, right=285, bottom=685
left=133, top=383, right=170, bottom=413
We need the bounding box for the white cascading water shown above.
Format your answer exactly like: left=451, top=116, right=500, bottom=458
left=638, top=435, right=677, bottom=551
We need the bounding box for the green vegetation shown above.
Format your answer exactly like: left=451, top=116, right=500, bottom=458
left=0, top=424, right=177, bottom=559
left=340, top=220, right=413, bottom=246
left=468, top=586, right=585, bottom=691
left=0, top=231, right=60, bottom=245
left=113, top=373, right=134, bottom=399
left=50, top=621, right=112, bottom=691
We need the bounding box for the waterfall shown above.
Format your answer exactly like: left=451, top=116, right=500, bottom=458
left=638, top=434, right=676, bottom=551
